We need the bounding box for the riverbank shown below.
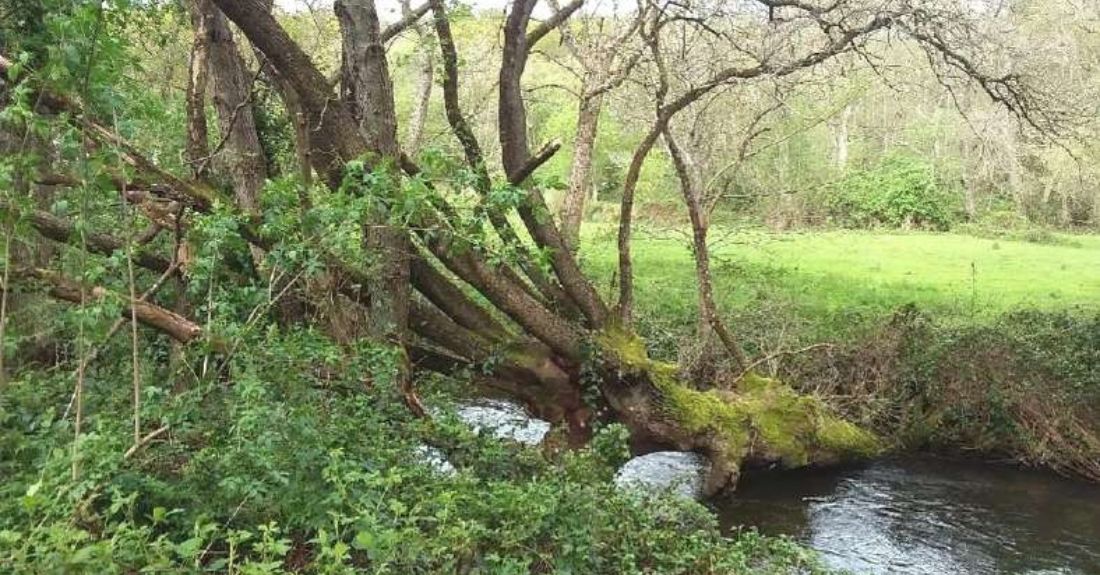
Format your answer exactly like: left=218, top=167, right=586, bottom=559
left=582, top=227, right=1100, bottom=481
left=3, top=227, right=1097, bottom=573
left=0, top=332, right=830, bottom=574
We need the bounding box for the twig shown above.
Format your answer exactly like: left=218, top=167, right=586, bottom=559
left=198, top=495, right=251, bottom=566
left=0, top=224, right=11, bottom=390
left=123, top=425, right=169, bottom=459
left=211, top=268, right=306, bottom=381
left=62, top=261, right=180, bottom=420
left=109, top=109, right=146, bottom=448
left=72, top=4, right=108, bottom=481
left=189, top=63, right=267, bottom=177
left=73, top=424, right=171, bottom=523
left=733, top=343, right=834, bottom=383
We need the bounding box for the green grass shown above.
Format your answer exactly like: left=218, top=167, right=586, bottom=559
left=580, top=226, right=1100, bottom=341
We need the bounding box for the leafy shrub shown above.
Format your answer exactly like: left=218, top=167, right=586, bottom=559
left=825, top=155, right=959, bottom=230
left=0, top=327, right=827, bottom=574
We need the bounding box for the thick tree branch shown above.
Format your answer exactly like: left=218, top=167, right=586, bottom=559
left=662, top=122, right=748, bottom=370
left=210, top=0, right=367, bottom=185
left=499, top=0, right=609, bottom=327
left=410, top=258, right=510, bottom=340
left=16, top=268, right=218, bottom=350
left=188, top=0, right=269, bottom=214
left=83, top=123, right=221, bottom=210
left=428, top=0, right=581, bottom=317
left=0, top=200, right=174, bottom=274
left=508, top=139, right=562, bottom=185
left=381, top=1, right=431, bottom=42
left=526, top=0, right=585, bottom=47
left=1, top=55, right=222, bottom=210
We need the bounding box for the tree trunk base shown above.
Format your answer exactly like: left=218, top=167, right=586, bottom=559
left=596, top=326, right=882, bottom=493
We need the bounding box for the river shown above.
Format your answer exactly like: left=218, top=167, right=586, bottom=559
left=715, top=457, right=1100, bottom=574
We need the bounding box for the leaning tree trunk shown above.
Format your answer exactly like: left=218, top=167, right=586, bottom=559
left=3, top=0, right=894, bottom=494
left=189, top=0, right=268, bottom=216
left=594, top=326, right=880, bottom=492
left=210, top=0, right=880, bottom=490
left=559, top=81, right=603, bottom=251
left=184, top=5, right=210, bottom=176
left=336, top=0, right=416, bottom=407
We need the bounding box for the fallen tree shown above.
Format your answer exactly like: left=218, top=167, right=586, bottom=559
left=0, top=0, right=1060, bottom=491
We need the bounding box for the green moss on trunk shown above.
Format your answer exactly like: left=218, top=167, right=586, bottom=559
left=597, top=326, right=881, bottom=467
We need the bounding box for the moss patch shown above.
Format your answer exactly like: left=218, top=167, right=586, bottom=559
left=598, top=326, right=881, bottom=466
left=595, top=322, right=650, bottom=367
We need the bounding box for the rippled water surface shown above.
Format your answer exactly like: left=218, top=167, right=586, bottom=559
left=715, top=458, right=1100, bottom=574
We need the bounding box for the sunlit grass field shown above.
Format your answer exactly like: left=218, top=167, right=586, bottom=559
left=580, top=227, right=1100, bottom=339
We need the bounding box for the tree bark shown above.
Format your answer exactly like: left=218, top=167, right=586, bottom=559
left=426, top=0, right=577, bottom=317
left=184, top=6, right=210, bottom=177
left=559, top=83, right=603, bottom=251
left=336, top=0, right=412, bottom=360
left=192, top=0, right=269, bottom=216
left=0, top=200, right=174, bottom=274
left=211, top=0, right=367, bottom=187
left=593, top=326, right=879, bottom=494
left=19, top=268, right=215, bottom=349
left=498, top=0, right=608, bottom=327
left=663, top=126, right=749, bottom=372
left=959, top=139, right=977, bottom=220
left=616, top=123, right=662, bottom=326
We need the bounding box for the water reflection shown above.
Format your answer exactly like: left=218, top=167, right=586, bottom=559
left=715, top=458, right=1100, bottom=574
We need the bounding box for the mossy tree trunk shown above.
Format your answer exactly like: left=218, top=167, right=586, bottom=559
left=595, top=327, right=880, bottom=492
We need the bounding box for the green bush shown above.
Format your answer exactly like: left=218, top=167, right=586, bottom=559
left=0, top=327, right=826, bottom=574
left=825, top=155, right=959, bottom=230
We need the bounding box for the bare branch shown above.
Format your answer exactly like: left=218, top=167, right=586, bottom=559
left=527, top=0, right=585, bottom=47
left=16, top=268, right=218, bottom=349
left=381, top=1, right=431, bottom=42
left=509, top=139, right=562, bottom=185
left=0, top=200, right=174, bottom=274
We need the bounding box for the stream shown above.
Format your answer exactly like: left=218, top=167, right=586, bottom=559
left=715, top=457, right=1100, bottom=574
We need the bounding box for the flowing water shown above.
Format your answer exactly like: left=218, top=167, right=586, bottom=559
left=715, top=457, right=1100, bottom=574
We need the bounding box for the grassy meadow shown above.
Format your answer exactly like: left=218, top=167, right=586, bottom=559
left=580, top=226, right=1100, bottom=344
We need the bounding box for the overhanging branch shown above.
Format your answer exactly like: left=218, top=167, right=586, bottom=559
left=381, top=1, right=431, bottom=42
left=526, top=0, right=585, bottom=47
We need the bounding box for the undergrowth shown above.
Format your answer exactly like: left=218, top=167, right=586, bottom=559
left=0, top=328, right=827, bottom=574
left=780, top=308, right=1100, bottom=482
